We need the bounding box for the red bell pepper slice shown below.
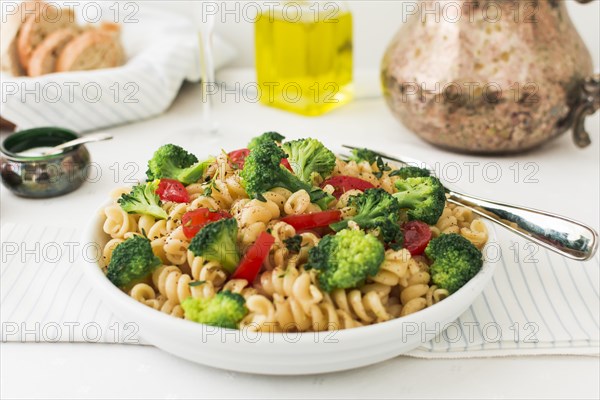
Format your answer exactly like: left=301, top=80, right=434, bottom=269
left=320, top=175, right=375, bottom=199
left=181, top=208, right=231, bottom=239
left=281, top=210, right=342, bottom=231
left=281, top=157, right=293, bottom=172
left=230, top=232, right=275, bottom=282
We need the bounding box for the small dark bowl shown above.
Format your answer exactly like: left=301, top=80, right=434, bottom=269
left=0, top=127, right=90, bottom=198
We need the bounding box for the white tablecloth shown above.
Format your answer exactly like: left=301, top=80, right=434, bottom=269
left=1, top=69, right=599, bottom=399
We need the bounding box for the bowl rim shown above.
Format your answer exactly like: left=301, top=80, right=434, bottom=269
left=82, top=199, right=499, bottom=346
left=0, top=127, right=81, bottom=161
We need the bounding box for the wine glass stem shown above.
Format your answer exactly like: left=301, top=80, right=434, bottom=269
left=200, top=14, right=217, bottom=133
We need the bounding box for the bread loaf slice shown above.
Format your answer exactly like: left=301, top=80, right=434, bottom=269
left=56, top=26, right=124, bottom=72
left=1, top=41, right=26, bottom=76
left=17, top=2, right=76, bottom=70
left=0, top=1, right=39, bottom=76
left=27, top=27, right=79, bottom=77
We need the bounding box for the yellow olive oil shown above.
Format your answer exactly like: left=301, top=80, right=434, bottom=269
left=255, top=3, right=353, bottom=116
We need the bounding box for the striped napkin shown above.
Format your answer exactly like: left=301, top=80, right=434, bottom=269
left=1, top=222, right=598, bottom=356
left=0, top=3, right=235, bottom=133
left=0, top=224, right=131, bottom=344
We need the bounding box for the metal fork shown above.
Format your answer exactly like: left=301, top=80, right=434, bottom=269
left=341, top=145, right=598, bottom=261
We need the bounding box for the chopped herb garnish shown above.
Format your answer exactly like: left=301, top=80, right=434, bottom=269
left=283, top=234, right=302, bottom=253
left=374, top=156, right=391, bottom=179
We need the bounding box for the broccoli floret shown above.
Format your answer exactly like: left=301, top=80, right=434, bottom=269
left=281, top=138, right=336, bottom=184
left=181, top=291, right=248, bottom=329
left=146, top=144, right=214, bottom=185
left=188, top=218, right=240, bottom=273
left=348, top=147, right=378, bottom=164
left=240, top=140, right=334, bottom=210
left=107, top=235, right=161, bottom=288
left=306, top=229, right=384, bottom=292
left=118, top=180, right=168, bottom=220
left=390, top=166, right=431, bottom=179
left=330, top=188, right=403, bottom=247
left=247, top=131, right=285, bottom=150
left=393, top=176, right=446, bottom=225
left=425, top=233, right=483, bottom=293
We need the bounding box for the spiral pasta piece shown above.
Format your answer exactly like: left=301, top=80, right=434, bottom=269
left=240, top=294, right=278, bottom=332
left=385, top=296, right=403, bottom=318
left=150, top=237, right=168, bottom=264
left=239, top=222, right=267, bottom=246
left=451, top=205, right=475, bottom=228
left=460, top=219, right=489, bottom=249
left=152, top=265, right=187, bottom=304
left=262, top=188, right=292, bottom=213
left=163, top=226, right=189, bottom=266
left=234, top=198, right=281, bottom=246
left=259, top=264, right=322, bottom=302
left=189, top=194, right=221, bottom=210
left=273, top=294, right=313, bottom=331
left=187, top=251, right=228, bottom=289
left=426, top=285, right=449, bottom=307
left=130, top=283, right=163, bottom=310
left=330, top=288, right=391, bottom=324
left=103, top=204, right=138, bottom=239
left=431, top=205, right=460, bottom=236
left=378, top=174, right=397, bottom=193
left=257, top=263, right=325, bottom=331
left=370, top=249, right=413, bottom=286
left=283, top=190, right=312, bottom=215
left=209, top=175, right=248, bottom=209
left=158, top=296, right=185, bottom=318
left=235, top=198, right=280, bottom=228
left=165, top=203, right=188, bottom=232
left=265, top=221, right=296, bottom=270
left=137, top=215, right=156, bottom=237
left=152, top=265, right=213, bottom=305
left=269, top=221, right=296, bottom=243
left=314, top=299, right=363, bottom=331
left=147, top=219, right=168, bottom=241
left=399, top=267, right=432, bottom=317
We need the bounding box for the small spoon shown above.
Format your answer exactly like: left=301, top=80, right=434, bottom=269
left=42, top=133, right=113, bottom=155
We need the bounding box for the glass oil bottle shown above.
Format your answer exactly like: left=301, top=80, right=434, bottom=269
left=255, top=1, right=353, bottom=116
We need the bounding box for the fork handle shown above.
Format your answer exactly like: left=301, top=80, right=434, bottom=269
left=446, top=190, right=598, bottom=261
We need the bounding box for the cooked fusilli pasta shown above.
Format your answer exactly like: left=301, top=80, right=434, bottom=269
left=101, top=139, right=489, bottom=332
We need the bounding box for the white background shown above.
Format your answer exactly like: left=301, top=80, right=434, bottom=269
left=205, top=0, right=600, bottom=69
left=2, top=1, right=600, bottom=399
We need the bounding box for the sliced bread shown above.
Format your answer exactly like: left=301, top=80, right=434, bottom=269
left=17, top=2, right=76, bottom=70
left=55, top=26, right=124, bottom=72
left=0, top=1, right=39, bottom=76
left=27, top=27, right=79, bottom=77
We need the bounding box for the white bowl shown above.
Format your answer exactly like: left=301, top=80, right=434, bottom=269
left=83, top=202, right=498, bottom=375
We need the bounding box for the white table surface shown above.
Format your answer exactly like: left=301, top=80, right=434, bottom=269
left=1, top=73, right=599, bottom=399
